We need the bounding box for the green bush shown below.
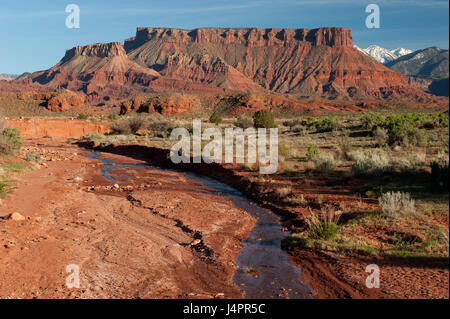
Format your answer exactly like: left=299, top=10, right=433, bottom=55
left=209, top=112, right=222, bottom=125
left=363, top=112, right=447, bottom=147
left=234, top=116, right=253, bottom=129
left=305, top=205, right=341, bottom=240
left=300, top=117, right=343, bottom=133
left=25, top=151, right=43, bottom=163
left=306, top=144, right=319, bottom=161
left=252, top=109, right=276, bottom=129
left=315, top=117, right=341, bottom=133
left=309, top=222, right=340, bottom=240
left=388, top=125, right=427, bottom=147
left=362, top=112, right=449, bottom=132
left=0, top=128, right=22, bottom=155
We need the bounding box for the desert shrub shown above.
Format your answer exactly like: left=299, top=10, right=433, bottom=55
left=306, top=144, right=319, bottom=161
left=314, top=117, right=340, bottom=133
left=25, top=151, right=43, bottom=163
left=300, top=117, right=343, bottom=133
left=234, top=116, right=253, bottom=130
left=253, top=109, right=276, bottom=129
left=77, top=114, right=89, bottom=120
left=363, top=112, right=447, bottom=147
left=274, top=187, right=293, bottom=201
left=147, top=120, right=175, bottom=137
left=234, top=116, right=253, bottom=129
left=350, top=149, right=390, bottom=176
left=107, top=114, right=118, bottom=121
left=291, top=125, right=306, bottom=135
left=388, top=125, right=427, bottom=147
left=209, top=112, right=222, bottom=125
left=87, top=132, right=103, bottom=140
left=364, top=112, right=449, bottom=132
left=282, top=119, right=302, bottom=129
left=305, top=206, right=341, bottom=240
left=313, top=154, right=339, bottom=174
left=0, top=128, right=22, bottom=155
left=373, top=127, right=388, bottom=146
left=431, top=160, right=449, bottom=191
left=378, top=191, right=416, bottom=216
left=278, top=144, right=292, bottom=158
left=393, top=153, right=426, bottom=174
left=0, top=135, right=14, bottom=156
left=336, top=135, right=353, bottom=159
left=361, top=114, right=381, bottom=129
left=110, top=116, right=146, bottom=135
left=396, top=159, right=416, bottom=174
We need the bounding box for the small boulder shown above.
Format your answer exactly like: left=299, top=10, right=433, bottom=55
left=10, top=212, right=25, bottom=221
left=46, top=89, right=85, bottom=112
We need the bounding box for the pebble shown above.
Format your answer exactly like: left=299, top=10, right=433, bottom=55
left=191, top=239, right=201, bottom=246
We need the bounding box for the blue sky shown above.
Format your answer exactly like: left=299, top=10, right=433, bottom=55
left=0, top=0, right=448, bottom=74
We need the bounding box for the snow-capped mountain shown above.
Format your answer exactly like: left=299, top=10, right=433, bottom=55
left=390, top=48, right=414, bottom=57
left=0, top=73, right=18, bottom=81
left=354, top=45, right=413, bottom=64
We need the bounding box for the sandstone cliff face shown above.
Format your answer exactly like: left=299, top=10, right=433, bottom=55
left=124, top=27, right=353, bottom=50
left=29, top=42, right=160, bottom=105
left=5, top=118, right=109, bottom=138
left=120, top=93, right=197, bottom=115
left=61, top=42, right=128, bottom=61
left=5, top=27, right=443, bottom=112
left=124, top=27, right=422, bottom=100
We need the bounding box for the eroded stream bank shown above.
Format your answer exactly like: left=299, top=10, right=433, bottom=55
left=84, top=149, right=313, bottom=298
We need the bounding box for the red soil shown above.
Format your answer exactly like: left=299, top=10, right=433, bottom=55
left=0, top=139, right=255, bottom=298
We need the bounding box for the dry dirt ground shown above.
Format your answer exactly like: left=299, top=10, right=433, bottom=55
left=0, top=137, right=448, bottom=299
left=0, top=139, right=255, bottom=298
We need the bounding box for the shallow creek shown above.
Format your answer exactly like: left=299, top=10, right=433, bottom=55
left=84, top=150, right=313, bottom=299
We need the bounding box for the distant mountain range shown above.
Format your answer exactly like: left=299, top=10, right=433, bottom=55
left=356, top=45, right=449, bottom=97
left=354, top=45, right=413, bottom=64
left=386, top=47, right=449, bottom=80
